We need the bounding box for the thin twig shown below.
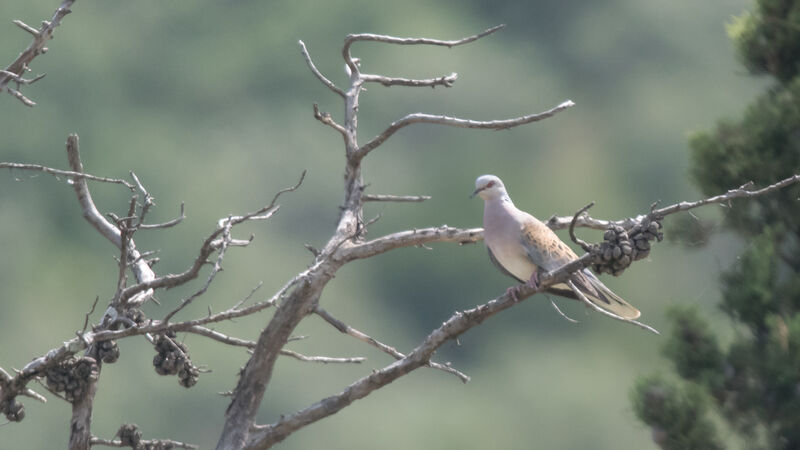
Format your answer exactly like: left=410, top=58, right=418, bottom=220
left=313, top=103, right=347, bottom=137
left=355, top=100, right=575, bottom=159
left=314, top=307, right=469, bottom=382
left=549, top=299, right=579, bottom=324
left=298, top=40, right=345, bottom=98
left=81, top=297, right=100, bottom=334
left=279, top=349, right=366, bottom=364
left=362, top=194, right=431, bottom=203
left=139, top=203, right=185, bottom=229
left=117, top=171, right=306, bottom=305
left=0, top=162, right=134, bottom=189
left=569, top=202, right=595, bottom=252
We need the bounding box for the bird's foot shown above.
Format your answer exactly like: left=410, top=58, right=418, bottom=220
left=525, top=271, right=541, bottom=290
left=506, top=286, right=521, bottom=302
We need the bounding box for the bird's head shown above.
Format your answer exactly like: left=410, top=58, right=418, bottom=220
left=471, top=174, right=508, bottom=200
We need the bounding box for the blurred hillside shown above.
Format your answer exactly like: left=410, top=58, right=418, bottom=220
left=0, top=1, right=760, bottom=449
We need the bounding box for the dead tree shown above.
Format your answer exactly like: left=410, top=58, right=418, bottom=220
left=1, top=4, right=799, bottom=449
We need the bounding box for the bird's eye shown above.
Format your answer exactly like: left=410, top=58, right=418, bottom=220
left=486, top=181, right=495, bottom=188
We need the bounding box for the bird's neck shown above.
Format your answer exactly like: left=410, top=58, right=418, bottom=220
left=484, top=195, right=517, bottom=226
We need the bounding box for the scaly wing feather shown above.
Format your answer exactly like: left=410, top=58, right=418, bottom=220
left=487, top=247, right=579, bottom=301
left=519, top=214, right=641, bottom=319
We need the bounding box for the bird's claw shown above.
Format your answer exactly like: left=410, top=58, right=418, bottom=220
left=506, top=286, right=521, bottom=303
left=526, top=271, right=540, bottom=290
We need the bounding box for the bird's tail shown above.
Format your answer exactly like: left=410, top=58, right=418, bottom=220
left=571, top=269, right=641, bottom=320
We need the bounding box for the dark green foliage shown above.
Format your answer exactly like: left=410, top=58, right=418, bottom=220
left=632, top=0, right=800, bottom=448
left=689, top=79, right=800, bottom=238
left=727, top=0, right=800, bottom=82
left=631, top=375, right=724, bottom=450
left=663, top=307, right=725, bottom=393
left=719, top=231, right=777, bottom=333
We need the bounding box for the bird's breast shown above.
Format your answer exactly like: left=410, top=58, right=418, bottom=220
left=484, top=220, right=537, bottom=282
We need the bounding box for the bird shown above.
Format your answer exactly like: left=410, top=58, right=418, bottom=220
left=472, top=174, right=641, bottom=320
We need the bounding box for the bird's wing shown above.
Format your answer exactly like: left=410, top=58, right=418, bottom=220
left=519, top=214, right=577, bottom=271
left=487, top=247, right=524, bottom=282
left=572, top=268, right=641, bottom=319
left=519, top=214, right=641, bottom=320
left=488, top=244, right=579, bottom=301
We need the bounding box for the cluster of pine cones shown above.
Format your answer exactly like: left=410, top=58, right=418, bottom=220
left=591, top=217, right=663, bottom=276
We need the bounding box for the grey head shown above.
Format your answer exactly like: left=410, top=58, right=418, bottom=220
left=471, top=174, right=509, bottom=200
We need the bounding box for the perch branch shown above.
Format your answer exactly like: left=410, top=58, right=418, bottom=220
left=546, top=174, right=800, bottom=231
left=245, top=250, right=605, bottom=449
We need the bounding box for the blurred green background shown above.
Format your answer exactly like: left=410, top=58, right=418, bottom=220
left=0, top=1, right=762, bottom=448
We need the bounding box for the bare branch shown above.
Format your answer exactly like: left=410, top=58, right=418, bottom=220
left=0, top=70, right=46, bottom=85
left=355, top=100, right=575, bottom=159
left=360, top=72, right=458, bottom=88
left=315, top=307, right=468, bottom=381
left=4, top=86, right=35, bottom=106
left=186, top=325, right=362, bottom=365
left=0, top=162, right=134, bottom=189
left=69, top=359, right=99, bottom=450
left=297, top=40, right=344, bottom=98
left=342, top=25, right=505, bottom=75
left=16, top=293, right=279, bottom=385
left=116, top=171, right=305, bottom=304
left=162, top=216, right=234, bottom=323
left=312, top=103, right=347, bottom=137
left=12, top=20, right=40, bottom=37
left=138, top=203, right=185, bottom=230
left=652, top=174, right=800, bottom=217
left=546, top=174, right=800, bottom=231
left=549, top=299, right=579, bottom=324
left=0, top=367, right=46, bottom=404
left=64, top=135, right=156, bottom=307
left=2, top=0, right=76, bottom=106
left=362, top=194, right=431, bottom=203
left=185, top=325, right=256, bottom=349
left=343, top=226, right=483, bottom=261
left=279, top=349, right=365, bottom=364
left=90, top=436, right=197, bottom=449
left=247, top=251, right=605, bottom=448
left=569, top=202, right=595, bottom=252
left=81, top=297, right=100, bottom=334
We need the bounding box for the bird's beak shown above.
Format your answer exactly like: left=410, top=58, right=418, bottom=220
left=469, top=187, right=483, bottom=199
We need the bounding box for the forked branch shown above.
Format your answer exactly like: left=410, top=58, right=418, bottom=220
left=2, top=0, right=76, bottom=106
